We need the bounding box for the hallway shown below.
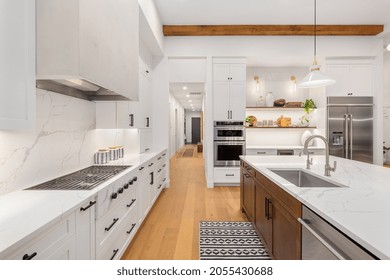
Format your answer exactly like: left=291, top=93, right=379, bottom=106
left=122, top=145, right=247, bottom=260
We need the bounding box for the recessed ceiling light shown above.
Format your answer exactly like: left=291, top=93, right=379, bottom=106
left=182, top=86, right=188, bottom=90
left=386, top=44, right=390, bottom=51
left=186, top=94, right=190, bottom=97
left=189, top=100, right=192, bottom=102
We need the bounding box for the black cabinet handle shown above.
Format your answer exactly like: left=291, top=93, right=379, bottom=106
left=146, top=117, right=150, bottom=127
left=158, top=169, right=162, bottom=173
left=267, top=199, right=273, bottom=220
left=158, top=184, right=163, bottom=189
left=126, top=223, right=137, bottom=234
left=129, top=114, right=134, bottom=127
left=148, top=163, right=154, bottom=167
left=133, top=176, right=137, bottom=182
left=146, top=70, right=149, bottom=74
left=80, top=201, right=96, bottom=212
left=157, top=157, right=162, bottom=160
left=162, top=164, right=166, bottom=168
left=265, top=198, right=268, bottom=218
left=129, top=179, right=134, bottom=185
left=127, top=199, right=136, bottom=208
left=162, top=153, right=166, bottom=156
left=139, top=166, right=144, bottom=171
left=111, top=192, right=118, bottom=200
left=110, top=249, right=119, bottom=260
left=225, top=174, right=234, bottom=177
left=118, top=188, right=124, bottom=194
left=123, top=183, right=129, bottom=190
left=150, top=172, right=154, bottom=185
left=22, top=252, right=37, bottom=260
left=105, top=218, right=119, bottom=232
left=163, top=178, right=166, bottom=182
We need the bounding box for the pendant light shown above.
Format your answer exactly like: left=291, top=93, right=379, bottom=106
left=298, top=0, right=335, bottom=88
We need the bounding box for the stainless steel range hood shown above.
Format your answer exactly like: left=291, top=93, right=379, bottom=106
left=36, top=79, right=130, bottom=101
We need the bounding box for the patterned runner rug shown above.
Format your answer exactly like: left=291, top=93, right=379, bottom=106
left=199, top=221, right=271, bottom=260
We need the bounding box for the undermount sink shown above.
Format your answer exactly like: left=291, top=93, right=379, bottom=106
left=268, top=168, right=347, bottom=188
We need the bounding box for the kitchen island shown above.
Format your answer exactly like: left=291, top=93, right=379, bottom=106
left=240, top=155, right=390, bottom=260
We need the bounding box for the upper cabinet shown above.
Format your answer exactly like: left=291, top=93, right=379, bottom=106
left=326, top=59, right=373, bottom=97
left=36, top=0, right=139, bottom=101
left=213, top=64, right=246, bottom=82
left=0, top=0, right=35, bottom=130
left=213, top=59, right=246, bottom=121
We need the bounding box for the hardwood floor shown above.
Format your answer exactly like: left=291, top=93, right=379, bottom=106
left=121, top=145, right=247, bottom=260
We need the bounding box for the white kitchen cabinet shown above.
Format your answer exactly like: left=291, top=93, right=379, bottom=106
left=2, top=212, right=76, bottom=260
left=246, top=149, right=278, bottom=156
left=0, top=0, right=35, bottom=129
left=36, top=0, right=139, bottom=100
left=96, top=56, right=153, bottom=129
left=213, top=81, right=246, bottom=121
left=213, top=64, right=246, bottom=82
left=139, top=129, right=153, bottom=153
left=213, top=62, right=246, bottom=121
left=214, top=167, right=240, bottom=184
left=75, top=198, right=96, bottom=260
left=326, top=64, right=373, bottom=96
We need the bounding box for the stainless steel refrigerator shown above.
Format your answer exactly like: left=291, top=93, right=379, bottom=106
left=327, top=96, right=374, bottom=164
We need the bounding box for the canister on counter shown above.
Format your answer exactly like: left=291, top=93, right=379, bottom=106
left=94, top=149, right=109, bottom=164
left=117, top=146, right=124, bottom=158
left=109, top=146, right=119, bottom=161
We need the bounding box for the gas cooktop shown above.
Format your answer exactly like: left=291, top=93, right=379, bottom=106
left=25, top=165, right=131, bottom=191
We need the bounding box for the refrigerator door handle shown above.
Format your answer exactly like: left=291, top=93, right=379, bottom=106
left=349, top=114, right=353, bottom=159
left=344, top=114, right=349, bottom=159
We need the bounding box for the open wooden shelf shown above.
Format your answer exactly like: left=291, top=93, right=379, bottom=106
left=246, top=126, right=317, bottom=129
left=246, top=106, right=304, bottom=110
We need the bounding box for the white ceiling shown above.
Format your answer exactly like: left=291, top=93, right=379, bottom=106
left=154, top=0, right=390, bottom=26
left=170, top=83, right=204, bottom=111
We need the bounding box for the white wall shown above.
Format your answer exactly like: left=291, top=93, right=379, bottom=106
left=169, top=93, right=185, bottom=157
left=0, top=89, right=139, bottom=195
left=169, top=58, right=207, bottom=82
left=185, top=110, right=201, bottom=144
left=246, top=66, right=310, bottom=106
left=383, top=51, right=390, bottom=163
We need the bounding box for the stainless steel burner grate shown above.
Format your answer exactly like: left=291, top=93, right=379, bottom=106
left=25, top=165, right=131, bottom=191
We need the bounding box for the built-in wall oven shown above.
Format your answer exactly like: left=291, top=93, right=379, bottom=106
left=214, top=121, right=245, bottom=166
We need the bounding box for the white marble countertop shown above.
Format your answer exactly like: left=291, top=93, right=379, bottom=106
left=240, top=155, right=390, bottom=259
left=246, top=145, right=325, bottom=150
left=0, top=149, right=166, bottom=257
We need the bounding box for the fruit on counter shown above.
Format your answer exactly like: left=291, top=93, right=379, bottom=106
left=277, top=115, right=291, bottom=127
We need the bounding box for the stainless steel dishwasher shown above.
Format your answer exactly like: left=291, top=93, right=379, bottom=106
left=299, top=205, right=377, bottom=260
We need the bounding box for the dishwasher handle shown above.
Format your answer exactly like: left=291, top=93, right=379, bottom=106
left=298, top=218, right=346, bottom=260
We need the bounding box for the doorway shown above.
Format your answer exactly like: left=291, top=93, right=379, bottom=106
left=191, top=117, right=201, bottom=144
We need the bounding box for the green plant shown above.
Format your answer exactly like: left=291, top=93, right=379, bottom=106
left=303, top=99, right=316, bottom=114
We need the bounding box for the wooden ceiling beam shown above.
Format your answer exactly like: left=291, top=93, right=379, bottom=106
left=163, top=25, right=384, bottom=36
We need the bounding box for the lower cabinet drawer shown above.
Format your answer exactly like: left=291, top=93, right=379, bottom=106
left=214, top=168, right=240, bottom=183
left=96, top=203, right=138, bottom=260
left=5, top=212, right=76, bottom=260
left=246, top=149, right=277, bottom=156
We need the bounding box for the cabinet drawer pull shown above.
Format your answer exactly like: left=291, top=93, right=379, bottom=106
left=158, top=157, right=162, bottom=160
left=118, top=188, right=124, bottom=194
left=225, top=174, right=235, bottom=177
left=129, top=114, right=134, bottom=127
left=257, top=151, right=266, bottom=154
left=110, top=249, right=119, bottom=260
left=80, top=201, right=96, bottom=212
left=265, top=198, right=268, bottom=218
left=162, top=164, right=166, bottom=168
left=267, top=199, right=273, bottom=220
left=105, top=218, right=119, bottom=232
left=133, top=176, right=138, bottom=182
left=111, top=192, right=118, bottom=200
left=127, top=199, right=136, bottom=208
left=158, top=169, right=162, bottom=173
left=126, top=223, right=137, bottom=234
left=162, top=153, right=166, bottom=156
left=158, top=184, right=163, bottom=189
left=163, top=178, right=166, bottom=182
left=148, top=163, right=154, bottom=167
left=22, top=252, right=37, bottom=260
left=139, top=166, right=144, bottom=171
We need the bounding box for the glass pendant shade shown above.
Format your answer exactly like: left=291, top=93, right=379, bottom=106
left=298, top=63, right=336, bottom=88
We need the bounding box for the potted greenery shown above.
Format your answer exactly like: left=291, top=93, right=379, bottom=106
left=300, top=99, right=316, bottom=126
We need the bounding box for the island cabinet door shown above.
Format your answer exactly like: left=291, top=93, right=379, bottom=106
left=242, top=170, right=255, bottom=222
left=271, top=199, right=301, bottom=260
left=255, top=182, right=272, bottom=254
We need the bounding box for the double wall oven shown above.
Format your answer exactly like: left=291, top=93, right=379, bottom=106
left=214, top=121, right=245, bottom=166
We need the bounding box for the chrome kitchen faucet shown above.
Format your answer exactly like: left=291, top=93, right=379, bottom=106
left=299, top=135, right=337, bottom=177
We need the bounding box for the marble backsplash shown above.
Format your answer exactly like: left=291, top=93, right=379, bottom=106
left=0, top=89, right=139, bottom=196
